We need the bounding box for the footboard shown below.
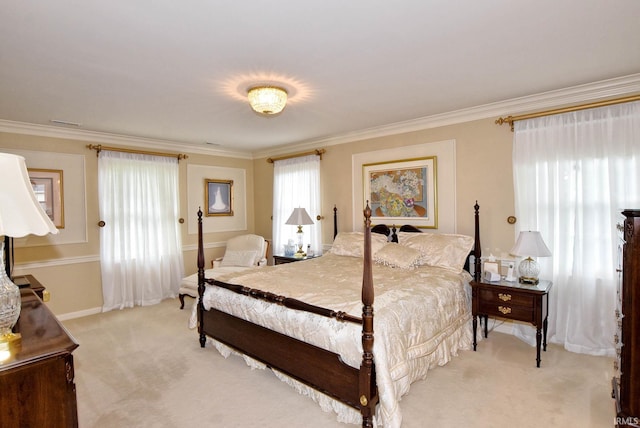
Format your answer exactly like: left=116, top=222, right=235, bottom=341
left=201, top=308, right=362, bottom=409
left=195, top=205, right=379, bottom=427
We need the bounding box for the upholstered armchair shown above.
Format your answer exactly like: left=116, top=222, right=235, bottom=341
left=178, top=234, right=269, bottom=309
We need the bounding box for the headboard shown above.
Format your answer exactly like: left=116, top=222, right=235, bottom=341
left=369, top=202, right=481, bottom=276
left=371, top=224, right=422, bottom=242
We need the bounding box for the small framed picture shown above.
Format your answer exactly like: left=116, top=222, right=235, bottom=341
left=28, top=168, right=65, bottom=228
left=500, top=260, right=515, bottom=277
left=205, top=179, right=233, bottom=216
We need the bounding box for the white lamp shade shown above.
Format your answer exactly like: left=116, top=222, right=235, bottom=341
left=285, top=208, right=314, bottom=226
left=0, top=153, right=59, bottom=237
left=510, top=231, right=551, bottom=257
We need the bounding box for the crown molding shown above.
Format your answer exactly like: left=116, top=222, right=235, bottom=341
left=0, top=120, right=253, bottom=160
left=3, top=74, right=639, bottom=161
left=253, top=73, right=640, bottom=159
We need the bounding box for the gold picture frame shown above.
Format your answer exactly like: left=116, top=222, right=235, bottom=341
left=363, top=156, right=437, bottom=228
left=27, top=168, right=65, bottom=228
left=205, top=179, right=234, bottom=216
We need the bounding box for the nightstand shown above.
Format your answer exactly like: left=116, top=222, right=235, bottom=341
left=470, top=278, right=552, bottom=367
left=273, top=254, right=321, bottom=265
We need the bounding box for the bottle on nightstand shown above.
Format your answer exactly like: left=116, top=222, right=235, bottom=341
left=505, top=262, right=517, bottom=282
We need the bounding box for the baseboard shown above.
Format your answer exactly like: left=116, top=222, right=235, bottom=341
left=57, top=306, right=102, bottom=321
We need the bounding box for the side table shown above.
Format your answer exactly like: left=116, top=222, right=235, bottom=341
left=470, top=279, right=552, bottom=367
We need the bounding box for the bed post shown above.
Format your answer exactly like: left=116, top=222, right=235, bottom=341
left=333, top=204, right=338, bottom=239
left=473, top=201, right=481, bottom=281
left=197, top=208, right=206, bottom=348
left=359, top=202, right=377, bottom=427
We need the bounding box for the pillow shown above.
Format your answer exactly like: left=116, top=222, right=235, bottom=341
left=220, top=250, right=258, bottom=267
left=373, top=243, right=423, bottom=269
left=400, top=233, right=474, bottom=272
left=330, top=232, right=387, bottom=258
left=397, top=231, right=421, bottom=243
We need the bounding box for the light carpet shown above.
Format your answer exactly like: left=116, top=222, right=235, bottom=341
left=62, top=298, right=615, bottom=427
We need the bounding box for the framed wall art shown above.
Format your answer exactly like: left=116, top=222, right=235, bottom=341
left=205, top=179, right=234, bottom=216
left=363, top=156, right=437, bottom=228
left=27, top=168, right=65, bottom=228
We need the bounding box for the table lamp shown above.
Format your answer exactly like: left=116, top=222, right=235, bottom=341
left=0, top=153, right=58, bottom=349
left=509, top=231, right=551, bottom=285
left=285, top=207, right=314, bottom=257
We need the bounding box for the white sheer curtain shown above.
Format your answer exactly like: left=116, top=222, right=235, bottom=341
left=512, top=101, right=640, bottom=356
left=273, top=154, right=322, bottom=257
left=98, top=151, right=184, bottom=312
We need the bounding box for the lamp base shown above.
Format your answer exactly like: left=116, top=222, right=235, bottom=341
left=0, top=332, right=21, bottom=363
left=518, top=276, right=539, bottom=285
left=0, top=331, right=22, bottom=347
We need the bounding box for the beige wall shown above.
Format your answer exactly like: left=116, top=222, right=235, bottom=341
left=1, top=115, right=515, bottom=317
left=0, top=132, right=255, bottom=317
left=254, top=117, right=517, bottom=259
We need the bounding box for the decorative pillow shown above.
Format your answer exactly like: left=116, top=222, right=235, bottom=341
left=330, top=232, right=387, bottom=258
left=397, top=231, right=421, bottom=243
left=400, top=233, right=474, bottom=272
left=220, top=250, right=258, bottom=267
left=373, top=243, right=423, bottom=269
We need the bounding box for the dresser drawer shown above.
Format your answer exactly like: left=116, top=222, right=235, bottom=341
left=478, top=301, right=534, bottom=322
left=478, top=288, right=535, bottom=307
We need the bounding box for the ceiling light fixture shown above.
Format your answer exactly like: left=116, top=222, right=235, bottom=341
left=247, top=86, right=288, bottom=115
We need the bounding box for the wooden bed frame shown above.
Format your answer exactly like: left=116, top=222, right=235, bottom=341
left=196, top=202, right=481, bottom=427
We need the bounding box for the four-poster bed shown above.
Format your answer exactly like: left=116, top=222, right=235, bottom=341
left=193, top=202, right=481, bottom=427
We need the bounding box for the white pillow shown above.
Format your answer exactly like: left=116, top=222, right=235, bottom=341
left=373, top=243, right=422, bottom=269
left=220, top=250, right=258, bottom=267
left=400, top=233, right=474, bottom=272
left=330, top=232, right=387, bottom=258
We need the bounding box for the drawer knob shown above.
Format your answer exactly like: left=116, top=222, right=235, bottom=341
left=498, top=306, right=512, bottom=315
left=498, top=293, right=512, bottom=302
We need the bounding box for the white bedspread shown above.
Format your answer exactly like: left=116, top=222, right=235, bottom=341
left=191, top=252, right=473, bottom=427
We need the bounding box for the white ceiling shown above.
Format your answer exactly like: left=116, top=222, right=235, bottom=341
left=1, top=1, right=639, bottom=157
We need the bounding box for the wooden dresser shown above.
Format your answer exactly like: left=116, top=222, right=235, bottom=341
left=0, top=288, right=79, bottom=428
left=613, top=210, right=640, bottom=427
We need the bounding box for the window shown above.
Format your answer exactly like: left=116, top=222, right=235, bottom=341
left=512, top=101, right=640, bottom=355
left=272, top=154, right=322, bottom=257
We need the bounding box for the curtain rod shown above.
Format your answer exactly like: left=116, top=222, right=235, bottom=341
left=267, top=148, right=326, bottom=163
left=495, top=94, right=640, bottom=131
left=86, top=144, right=188, bottom=160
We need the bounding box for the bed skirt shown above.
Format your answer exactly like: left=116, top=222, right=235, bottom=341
left=202, top=312, right=474, bottom=427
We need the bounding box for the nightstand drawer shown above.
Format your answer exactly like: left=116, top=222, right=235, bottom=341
left=478, top=288, right=534, bottom=307
left=478, top=301, right=534, bottom=322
